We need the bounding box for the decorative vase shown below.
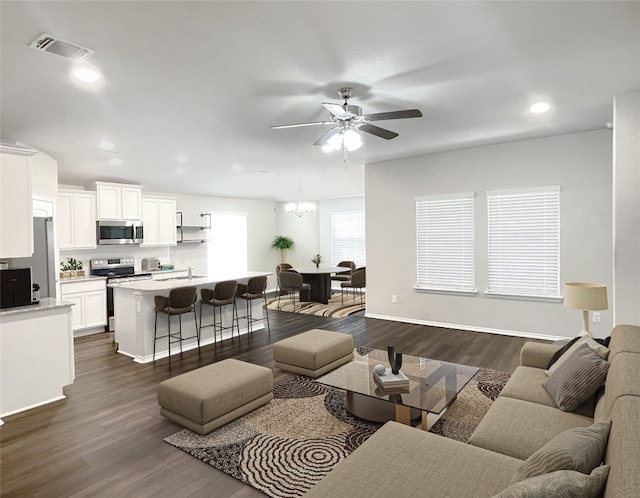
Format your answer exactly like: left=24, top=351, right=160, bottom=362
left=315, top=263, right=320, bottom=268
left=387, top=345, right=403, bottom=374
left=70, top=270, right=78, bottom=279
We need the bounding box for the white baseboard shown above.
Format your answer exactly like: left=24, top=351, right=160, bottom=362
left=1, top=395, right=66, bottom=419
left=363, top=313, right=565, bottom=342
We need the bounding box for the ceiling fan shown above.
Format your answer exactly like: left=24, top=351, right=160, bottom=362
left=271, top=87, right=423, bottom=161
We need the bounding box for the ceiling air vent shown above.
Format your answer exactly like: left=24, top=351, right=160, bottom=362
left=29, top=33, right=94, bottom=62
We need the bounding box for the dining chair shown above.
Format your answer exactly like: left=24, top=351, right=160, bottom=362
left=277, top=270, right=312, bottom=311
left=341, top=267, right=366, bottom=306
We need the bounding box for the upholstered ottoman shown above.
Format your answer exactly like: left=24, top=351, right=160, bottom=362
left=273, top=329, right=355, bottom=378
left=157, top=359, right=273, bottom=434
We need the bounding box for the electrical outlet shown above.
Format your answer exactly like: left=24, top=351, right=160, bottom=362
left=592, top=312, right=601, bottom=323
left=392, top=295, right=398, bottom=304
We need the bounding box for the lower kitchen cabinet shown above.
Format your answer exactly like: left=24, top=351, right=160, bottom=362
left=60, top=279, right=106, bottom=334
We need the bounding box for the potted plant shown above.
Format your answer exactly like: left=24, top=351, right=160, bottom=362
left=271, top=235, right=295, bottom=263
left=63, top=257, right=85, bottom=279
left=311, top=254, right=322, bottom=268
left=60, top=260, right=71, bottom=279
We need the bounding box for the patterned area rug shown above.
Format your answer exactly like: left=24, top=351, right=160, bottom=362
left=265, top=293, right=365, bottom=318
left=164, top=368, right=510, bottom=498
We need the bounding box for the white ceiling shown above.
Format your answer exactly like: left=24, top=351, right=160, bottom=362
left=1, top=1, right=639, bottom=202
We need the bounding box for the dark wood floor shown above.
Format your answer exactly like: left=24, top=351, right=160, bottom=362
left=0, top=310, right=545, bottom=497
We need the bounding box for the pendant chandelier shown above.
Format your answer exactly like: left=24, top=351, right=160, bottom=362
left=285, top=185, right=315, bottom=217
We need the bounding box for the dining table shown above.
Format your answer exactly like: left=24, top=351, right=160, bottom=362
left=292, top=266, right=349, bottom=305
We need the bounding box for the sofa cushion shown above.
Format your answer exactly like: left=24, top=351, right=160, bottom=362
left=601, top=395, right=640, bottom=497
left=469, top=397, right=593, bottom=460
left=512, top=420, right=611, bottom=482
left=543, top=343, right=609, bottom=412
left=601, top=352, right=640, bottom=420
left=493, top=465, right=609, bottom=498
left=546, top=336, right=609, bottom=376
left=607, top=324, right=640, bottom=362
left=500, top=366, right=595, bottom=417
left=305, top=421, right=522, bottom=498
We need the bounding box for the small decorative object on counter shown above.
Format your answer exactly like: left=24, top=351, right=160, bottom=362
left=32, top=282, right=40, bottom=302
left=60, top=257, right=85, bottom=279
left=387, top=345, right=403, bottom=374
left=311, top=254, right=322, bottom=268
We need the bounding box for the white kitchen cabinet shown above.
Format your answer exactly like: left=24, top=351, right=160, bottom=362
left=57, top=191, right=97, bottom=249
left=0, top=152, right=33, bottom=258
left=141, top=197, right=177, bottom=246
left=60, top=279, right=106, bottom=333
left=96, top=182, right=142, bottom=221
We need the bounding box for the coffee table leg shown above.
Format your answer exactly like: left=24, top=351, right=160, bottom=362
left=395, top=405, right=411, bottom=426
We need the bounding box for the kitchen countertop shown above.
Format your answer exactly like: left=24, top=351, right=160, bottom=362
left=59, top=276, right=107, bottom=284
left=108, top=270, right=272, bottom=292
left=0, top=297, right=74, bottom=317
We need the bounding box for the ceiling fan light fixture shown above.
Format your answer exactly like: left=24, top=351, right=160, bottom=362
left=343, top=129, right=363, bottom=152
left=325, top=132, right=343, bottom=152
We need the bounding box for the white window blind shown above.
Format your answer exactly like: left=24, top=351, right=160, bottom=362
left=207, top=213, right=247, bottom=277
left=416, top=193, right=475, bottom=292
left=330, top=211, right=366, bottom=268
left=487, top=186, right=560, bottom=298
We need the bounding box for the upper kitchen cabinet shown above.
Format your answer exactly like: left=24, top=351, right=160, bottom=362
left=0, top=142, right=38, bottom=258
left=141, top=197, right=177, bottom=246
left=95, top=181, right=142, bottom=221
left=57, top=190, right=97, bottom=250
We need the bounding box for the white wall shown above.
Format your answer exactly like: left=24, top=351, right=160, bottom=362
left=366, top=130, right=614, bottom=340
left=613, top=91, right=640, bottom=326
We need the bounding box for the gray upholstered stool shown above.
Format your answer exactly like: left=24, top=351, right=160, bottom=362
left=273, top=329, right=355, bottom=378
left=157, top=359, right=273, bottom=434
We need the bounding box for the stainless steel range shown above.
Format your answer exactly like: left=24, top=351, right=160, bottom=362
left=90, top=257, right=152, bottom=331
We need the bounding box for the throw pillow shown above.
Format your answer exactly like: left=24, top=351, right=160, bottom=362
left=546, top=337, right=580, bottom=369
left=547, top=336, right=611, bottom=370
left=512, top=420, right=611, bottom=482
left=543, top=343, right=610, bottom=412
left=493, top=465, right=609, bottom=498
left=546, top=336, right=609, bottom=376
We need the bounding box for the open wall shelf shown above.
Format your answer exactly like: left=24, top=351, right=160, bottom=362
left=176, top=211, right=211, bottom=244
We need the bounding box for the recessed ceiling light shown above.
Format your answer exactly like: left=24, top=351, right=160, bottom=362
left=72, top=66, right=101, bottom=83
left=530, top=102, right=551, bottom=114
left=109, top=157, right=123, bottom=166
left=99, top=140, right=116, bottom=151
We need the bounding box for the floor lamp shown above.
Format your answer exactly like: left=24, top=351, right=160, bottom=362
left=564, top=283, right=608, bottom=337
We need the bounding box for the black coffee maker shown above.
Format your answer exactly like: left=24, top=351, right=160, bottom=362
left=0, top=268, right=32, bottom=308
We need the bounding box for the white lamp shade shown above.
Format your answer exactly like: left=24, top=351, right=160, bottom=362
left=564, top=283, right=608, bottom=311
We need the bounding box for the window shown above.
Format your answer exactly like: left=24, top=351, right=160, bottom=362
left=330, top=210, right=366, bottom=268
left=207, top=213, right=247, bottom=276
left=487, top=186, right=560, bottom=298
left=416, top=193, right=475, bottom=292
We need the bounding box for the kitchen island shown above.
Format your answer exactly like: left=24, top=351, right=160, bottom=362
left=109, top=271, right=271, bottom=363
left=1, top=298, right=75, bottom=418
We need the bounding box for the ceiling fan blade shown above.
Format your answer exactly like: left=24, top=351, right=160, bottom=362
left=322, top=103, right=361, bottom=119
left=271, top=121, right=332, bottom=129
left=358, top=123, right=399, bottom=140
left=313, top=126, right=342, bottom=146
left=361, top=109, right=423, bottom=121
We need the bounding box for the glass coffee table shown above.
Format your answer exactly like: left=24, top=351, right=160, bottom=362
left=316, top=348, right=479, bottom=430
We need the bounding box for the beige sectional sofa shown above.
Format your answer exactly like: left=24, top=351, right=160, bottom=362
left=306, top=324, right=640, bottom=497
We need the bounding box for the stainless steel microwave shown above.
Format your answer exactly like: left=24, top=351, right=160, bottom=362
left=97, top=220, right=143, bottom=245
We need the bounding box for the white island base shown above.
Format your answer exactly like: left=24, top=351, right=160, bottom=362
left=111, top=273, right=270, bottom=363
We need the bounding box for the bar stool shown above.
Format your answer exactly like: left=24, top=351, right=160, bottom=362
left=153, top=285, right=198, bottom=366
left=236, top=275, right=270, bottom=337
left=199, top=280, right=239, bottom=346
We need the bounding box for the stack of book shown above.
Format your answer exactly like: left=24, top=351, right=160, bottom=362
left=374, top=368, right=410, bottom=389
